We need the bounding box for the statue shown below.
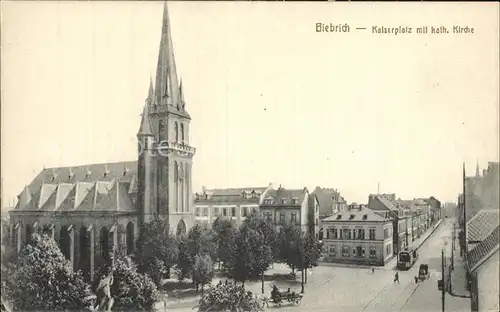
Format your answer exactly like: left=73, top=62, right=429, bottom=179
left=94, top=266, right=115, bottom=312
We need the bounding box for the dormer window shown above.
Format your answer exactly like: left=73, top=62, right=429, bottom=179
left=349, top=214, right=355, bottom=220
left=242, top=191, right=247, bottom=199
left=204, top=193, right=208, bottom=200
left=195, top=193, right=199, bottom=200
left=264, top=199, right=273, bottom=205
left=291, top=198, right=297, bottom=205
left=336, top=215, right=342, bottom=220
left=281, top=199, right=286, bottom=204
left=85, top=171, right=91, bottom=178
left=362, top=214, right=368, bottom=220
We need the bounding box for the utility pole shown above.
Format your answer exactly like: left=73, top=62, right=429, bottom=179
left=441, top=249, right=445, bottom=312
left=451, top=225, right=455, bottom=270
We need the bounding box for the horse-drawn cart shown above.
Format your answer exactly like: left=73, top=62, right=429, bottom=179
left=418, top=264, right=430, bottom=281
left=263, top=286, right=303, bottom=307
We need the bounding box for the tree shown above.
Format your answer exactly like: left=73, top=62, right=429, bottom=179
left=226, top=224, right=271, bottom=289
left=197, top=281, right=264, bottom=312
left=192, top=254, right=215, bottom=294
left=96, top=255, right=161, bottom=311
left=212, top=217, right=237, bottom=269
left=242, top=211, right=278, bottom=262
left=176, top=234, right=192, bottom=281
left=10, top=233, right=93, bottom=311
left=135, top=216, right=178, bottom=285
left=277, top=224, right=302, bottom=275
left=296, top=232, right=322, bottom=292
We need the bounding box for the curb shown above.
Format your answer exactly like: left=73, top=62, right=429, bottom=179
left=413, top=219, right=444, bottom=252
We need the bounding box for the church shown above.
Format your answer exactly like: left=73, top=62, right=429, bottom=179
left=8, top=2, right=195, bottom=281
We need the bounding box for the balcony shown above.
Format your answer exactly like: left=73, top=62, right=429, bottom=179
left=157, top=141, right=196, bottom=156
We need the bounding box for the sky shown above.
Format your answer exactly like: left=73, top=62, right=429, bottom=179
left=1, top=1, right=499, bottom=210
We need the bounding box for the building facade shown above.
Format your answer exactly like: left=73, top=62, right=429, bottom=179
left=8, top=2, right=194, bottom=281
left=193, top=185, right=273, bottom=228
left=321, top=206, right=393, bottom=266
left=259, top=186, right=319, bottom=237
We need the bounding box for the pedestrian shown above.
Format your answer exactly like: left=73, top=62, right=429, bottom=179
left=371, top=267, right=375, bottom=274
left=394, top=272, right=399, bottom=284
left=414, top=276, right=418, bottom=284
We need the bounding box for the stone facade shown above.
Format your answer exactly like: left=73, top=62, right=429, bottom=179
left=321, top=206, right=394, bottom=266
left=8, top=2, right=194, bottom=281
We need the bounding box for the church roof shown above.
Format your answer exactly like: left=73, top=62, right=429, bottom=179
left=12, top=161, right=138, bottom=212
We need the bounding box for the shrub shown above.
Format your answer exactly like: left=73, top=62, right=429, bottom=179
left=197, top=282, right=263, bottom=312
left=10, top=233, right=93, bottom=311
left=95, top=255, right=161, bottom=311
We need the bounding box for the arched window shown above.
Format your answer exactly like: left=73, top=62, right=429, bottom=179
left=158, top=120, right=165, bottom=142
left=126, top=222, right=135, bottom=255
left=185, top=164, right=190, bottom=212
left=59, top=226, right=71, bottom=260
left=179, top=162, right=184, bottom=212
left=25, top=223, right=34, bottom=245
left=79, top=226, right=91, bottom=280
left=174, top=162, right=179, bottom=212
left=180, top=123, right=185, bottom=143
left=100, top=227, right=110, bottom=261
left=174, top=122, right=179, bottom=142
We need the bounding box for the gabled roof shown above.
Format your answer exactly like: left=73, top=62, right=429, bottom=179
left=323, top=207, right=390, bottom=222
left=467, top=210, right=499, bottom=243
left=468, top=225, right=499, bottom=272
left=262, top=187, right=307, bottom=206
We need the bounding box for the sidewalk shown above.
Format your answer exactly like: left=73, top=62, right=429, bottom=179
left=384, top=219, right=444, bottom=269
left=448, top=228, right=470, bottom=299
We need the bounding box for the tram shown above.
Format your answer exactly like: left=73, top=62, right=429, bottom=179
left=397, top=248, right=418, bottom=270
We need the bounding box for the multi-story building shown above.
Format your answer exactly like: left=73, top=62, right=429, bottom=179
left=259, top=186, right=319, bottom=237
left=425, top=196, right=442, bottom=224
left=321, top=206, right=394, bottom=266
left=193, top=185, right=273, bottom=228
left=312, top=187, right=348, bottom=219
left=8, top=2, right=194, bottom=282
left=368, top=194, right=402, bottom=255
left=458, top=161, right=500, bottom=226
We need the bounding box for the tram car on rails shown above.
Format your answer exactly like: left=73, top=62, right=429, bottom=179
left=397, top=248, right=418, bottom=270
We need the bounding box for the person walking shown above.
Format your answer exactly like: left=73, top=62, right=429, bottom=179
left=371, top=267, right=375, bottom=274
left=394, top=272, right=400, bottom=284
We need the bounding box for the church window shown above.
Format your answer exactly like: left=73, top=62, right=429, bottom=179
left=174, top=162, right=179, bottom=212
left=174, top=122, right=179, bottom=142
left=180, top=123, right=185, bottom=143
left=159, top=120, right=166, bottom=142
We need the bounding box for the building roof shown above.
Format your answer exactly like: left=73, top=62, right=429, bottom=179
left=194, top=186, right=270, bottom=204
left=467, top=210, right=500, bottom=243
left=312, top=187, right=337, bottom=216
left=12, top=161, right=137, bottom=212
left=322, top=207, right=390, bottom=222
left=375, top=195, right=398, bottom=211
left=468, top=225, right=500, bottom=272
left=261, top=187, right=307, bottom=206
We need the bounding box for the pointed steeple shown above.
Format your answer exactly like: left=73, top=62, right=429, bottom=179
left=475, top=160, right=481, bottom=177
left=179, top=78, right=185, bottom=108
left=137, top=103, right=154, bottom=137
left=147, top=76, right=154, bottom=104
left=154, top=1, right=180, bottom=109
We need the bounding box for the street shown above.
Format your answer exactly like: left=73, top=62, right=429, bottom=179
left=165, top=219, right=470, bottom=312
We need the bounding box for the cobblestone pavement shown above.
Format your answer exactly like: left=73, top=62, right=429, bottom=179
left=163, top=219, right=459, bottom=312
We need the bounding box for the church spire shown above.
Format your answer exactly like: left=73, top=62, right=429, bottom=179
left=476, top=160, right=480, bottom=177
left=147, top=76, right=154, bottom=104
left=137, top=102, right=154, bottom=137
left=154, top=1, right=180, bottom=109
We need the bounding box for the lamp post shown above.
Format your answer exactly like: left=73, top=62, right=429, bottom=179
left=441, top=249, right=445, bottom=312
